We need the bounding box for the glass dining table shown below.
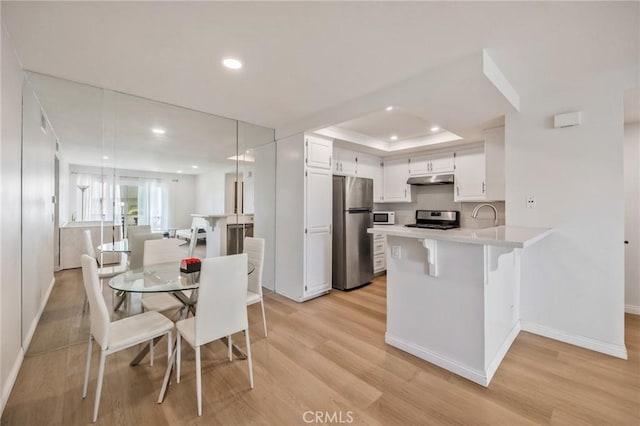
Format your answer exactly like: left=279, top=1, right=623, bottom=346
left=107, top=259, right=255, bottom=403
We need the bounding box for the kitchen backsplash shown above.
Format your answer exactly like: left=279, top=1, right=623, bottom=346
left=374, top=185, right=505, bottom=229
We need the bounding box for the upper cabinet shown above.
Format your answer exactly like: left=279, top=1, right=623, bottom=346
left=382, top=158, right=412, bottom=203
left=306, top=135, right=332, bottom=169
left=454, top=127, right=505, bottom=202
left=358, top=153, right=384, bottom=202
left=409, top=152, right=454, bottom=176
left=333, top=147, right=358, bottom=176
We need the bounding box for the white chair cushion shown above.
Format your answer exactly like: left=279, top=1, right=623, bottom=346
left=246, top=291, right=261, bottom=305
left=141, top=293, right=185, bottom=313
left=176, top=317, right=196, bottom=347
left=108, top=311, right=174, bottom=352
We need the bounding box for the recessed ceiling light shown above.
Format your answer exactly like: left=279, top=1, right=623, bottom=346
left=390, top=135, right=398, bottom=141
left=176, top=170, right=183, bottom=174
left=222, top=58, right=243, bottom=70
left=151, top=128, right=166, bottom=135
left=102, top=156, right=109, bottom=160
left=386, top=106, right=393, bottom=111
left=191, top=165, right=198, bottom=169
left=430, top=126, right=441, bottom=132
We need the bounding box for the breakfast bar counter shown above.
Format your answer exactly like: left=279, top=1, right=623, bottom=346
left=367, top=225, right=552, bottom=386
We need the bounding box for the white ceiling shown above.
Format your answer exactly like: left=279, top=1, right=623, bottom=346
left=27, top=71, right=272, bottom=173
left=337, top=108, right=448, bottom=142
left=3, top=2, right=639, bottom=145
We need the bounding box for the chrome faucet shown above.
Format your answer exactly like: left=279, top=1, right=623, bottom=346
left=471, top=203, right=499, bottom=227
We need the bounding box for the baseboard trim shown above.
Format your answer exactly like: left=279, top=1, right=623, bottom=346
left=625, top=304, right=640, bottom=315
left=1, top=348, right=24, bottom=415
left=485, top=321, right=521, bottom=384
left=385, top=333, right=489, bottom=387
left=22, top=277, right=55, bottom=351
left=521, top=321, right=628, bottom=360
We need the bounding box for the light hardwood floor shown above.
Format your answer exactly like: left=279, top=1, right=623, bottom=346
left=2, top=268, right=639, bottom=425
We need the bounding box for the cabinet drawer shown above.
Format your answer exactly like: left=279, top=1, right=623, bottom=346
left=373, top=253, right=386, bottom=272
left=373, top=233, right=386, bottom=241
left=373, top=240, right=385, bottom=254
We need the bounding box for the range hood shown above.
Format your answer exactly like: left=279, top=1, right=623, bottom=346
left=407, top=174, right=455, bottom=185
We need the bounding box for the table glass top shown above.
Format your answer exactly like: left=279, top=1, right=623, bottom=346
left=108, top=260, right=255, bottom=293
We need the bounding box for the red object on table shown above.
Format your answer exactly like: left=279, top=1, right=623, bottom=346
left=180, top=257, right=201, bottom=273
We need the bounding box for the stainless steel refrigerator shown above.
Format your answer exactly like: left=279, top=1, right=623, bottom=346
left=332, top=176, right=374, bottom=290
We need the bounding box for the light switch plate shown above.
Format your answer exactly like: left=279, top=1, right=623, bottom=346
left=391, top=245, right=401, bottom=259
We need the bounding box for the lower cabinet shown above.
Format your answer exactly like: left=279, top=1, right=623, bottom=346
left=373, top=233, right=386, bottom=274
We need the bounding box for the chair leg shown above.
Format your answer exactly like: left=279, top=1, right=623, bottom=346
left=245, top=329, right=254, bottom=389
left=260, top=299, right=268, bottom=337
left=167, top=331, right=172, bottom=364
left=150, top=339, right=154, bottom=366
left=82, top=336, right=93, bottom=398
left=228, top=335, right=233, bottom=361
left=82, top=294, right=89, bottom=313
left=176, top=334, right=181, bottom=383
left=93, top=350, right=107, bottom=422
left=195, top=346, right=202, bottom=416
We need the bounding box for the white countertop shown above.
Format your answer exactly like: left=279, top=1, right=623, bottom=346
left=368, top=225, right=552, bottom=249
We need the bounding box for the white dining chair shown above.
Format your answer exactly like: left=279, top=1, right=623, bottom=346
left=141, top=238, right=188, bottom=318
left=82, top=230, right=128, bottom=312
left=129, top=232, right=163, bottom=270
left=243, top=237, right=268, bottom=337
left=80, top=254, right=174, bottom=423
left=175, top=253, right=254, bottom=416
left=126, top=224, right=151, bottom=240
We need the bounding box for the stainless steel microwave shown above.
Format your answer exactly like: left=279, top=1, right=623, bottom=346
left=373, top=211, right=395, bottom=225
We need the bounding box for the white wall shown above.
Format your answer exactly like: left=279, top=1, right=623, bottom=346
left=21, top=79, right=56, bottom=347
left=195, top=164, right=236, bottom=214
left=506, top=76, right=627, bottom=357
left=624, top=122, right=640, bottom=314
left=0, top=19, right=24, bottom=413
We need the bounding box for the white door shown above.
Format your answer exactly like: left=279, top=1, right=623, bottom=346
left=305, top=167, right=332, bottom=295
left=430, top=152, right=455, bottom=174
left=340, top=150, right=358, bottom=176
left=306, top=135, right=332, bottom=169
left=382, top=158, right=411, bottom=202
left=455, top=148, right=485, bottom=201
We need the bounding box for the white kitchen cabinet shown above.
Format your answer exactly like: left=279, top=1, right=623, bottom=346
left=382, top=158, right=412, bottom=202
left=454, top=127, right=505, bottom=202
left=306, top=135, right=332, bottom=169
left=409, top=152, right=454, bottom=176
left=357, top=153, right=384, bottom=202
left=276, top=133, right=333, bottom=302
left=333, top=147, right=358, bottom=176
left=373, top=233, right=386, bottom=274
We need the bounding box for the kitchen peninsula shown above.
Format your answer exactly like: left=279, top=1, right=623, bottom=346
left=368, top=225, right=552, bottom=386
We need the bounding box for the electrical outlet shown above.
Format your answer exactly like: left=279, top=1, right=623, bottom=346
left=391, top=245, right=401, bottom=259
left=527, top=195, right=536, bottom=209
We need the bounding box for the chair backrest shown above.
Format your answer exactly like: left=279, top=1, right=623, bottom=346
left=80, top=254, right=111, bottom=348
left=129, top=233, right=163, bottom=269
left=243, top=237, right=265, bottom=295
left=83, top=229, right=97, bottom=258
left=126, top=225, right=151, bottom=240
left=195, top=254, right=248, bottom=346
left=143, top=238, right=185, bottom=266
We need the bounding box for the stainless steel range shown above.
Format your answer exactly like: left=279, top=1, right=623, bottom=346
left=404, top=210, right=460, bottom=230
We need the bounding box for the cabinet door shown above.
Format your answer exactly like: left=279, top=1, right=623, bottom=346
left=306, top=135, right=332, bottom=169
left=382, top=158, right=411, bottom=202
left=340, top=150, right=358, bottom=176
left=357, top=153, right=383, bottom=202
left=430, top=152, right=455, bottom=174
left=408, top=156, right=430, bottom=176
left=305, top=167, right=332, bottom=295
left=454, top=148, right=485, bottom=201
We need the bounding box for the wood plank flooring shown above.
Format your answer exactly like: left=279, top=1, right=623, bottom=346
left=2, top=268, right=639, bottom=425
